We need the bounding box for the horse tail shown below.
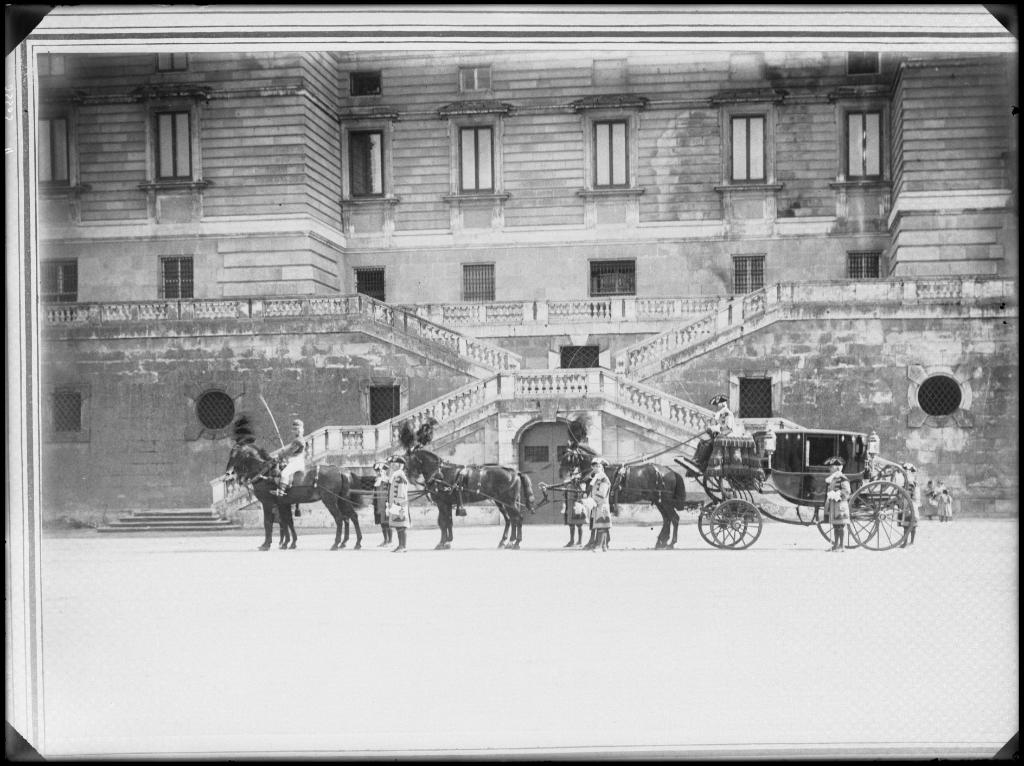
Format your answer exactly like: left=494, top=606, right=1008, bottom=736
left=518, top=472, right=535, bottom=513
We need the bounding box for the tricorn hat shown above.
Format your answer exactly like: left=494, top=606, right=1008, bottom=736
left=902, top=462, right=917, bottom=473
left=373, top=461, right=388, bottom=471
left=389, top=455, right=406, bottom=465
left=590, top=456, right=609, bottom=467
left=824, top=456, right=845, bottom=467
left=709, top=394, right=728, bottom=406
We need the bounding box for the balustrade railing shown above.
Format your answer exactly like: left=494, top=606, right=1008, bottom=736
left=617, top=277, right=1016, bottom=378
left=44, top=293, right=522, bottom=372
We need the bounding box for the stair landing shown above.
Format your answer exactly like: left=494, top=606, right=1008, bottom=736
left=97, top=509, right=240, bottom=533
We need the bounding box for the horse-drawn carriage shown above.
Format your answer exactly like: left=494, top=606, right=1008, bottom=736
left=675, top=426, right=913, bottom=551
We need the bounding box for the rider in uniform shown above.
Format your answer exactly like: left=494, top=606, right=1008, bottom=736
left=589, top=457, right=613, bottom=552
left=824, top=456, right=851, bottom=551
left=372, top=461, right=392, bottom=547
left=271, top=419, right=306, bottom=496
left=387, top=455, right=410, bottom=553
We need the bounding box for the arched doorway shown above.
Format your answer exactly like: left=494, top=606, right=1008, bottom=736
left=519, top=420, right=569, bottom=524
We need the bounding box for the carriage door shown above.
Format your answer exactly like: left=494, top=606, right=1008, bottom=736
left=519, top=421, right=568, bottom=524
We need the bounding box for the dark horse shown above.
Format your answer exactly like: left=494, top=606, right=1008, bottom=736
left=225, top=440, right=366, bottom=551
left=554, top=419, right=688, bottom=549
left=404, top=448, right=536, bottom=549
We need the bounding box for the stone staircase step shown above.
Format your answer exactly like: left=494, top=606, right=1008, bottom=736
left=97, top=523, right=240, bottom=533
left=97, top=509, right=240, bottom=533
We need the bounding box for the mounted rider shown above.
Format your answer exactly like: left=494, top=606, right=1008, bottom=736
left=270, top=419, right=306, bottom=496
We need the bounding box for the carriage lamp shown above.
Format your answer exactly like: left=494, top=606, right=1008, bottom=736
left=762, top=424, right=777, bottom=457
left=867, top=430, right=880, bottom=456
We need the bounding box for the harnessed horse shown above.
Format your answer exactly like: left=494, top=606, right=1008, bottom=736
left=550, top=445, right=689, bottom=549
left=225, top=441, right=366, bottom=550
left=403, top=448, right=535, bottom=549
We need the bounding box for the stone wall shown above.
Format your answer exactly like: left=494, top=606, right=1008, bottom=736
left=650, top=312, right=1019, bottom=516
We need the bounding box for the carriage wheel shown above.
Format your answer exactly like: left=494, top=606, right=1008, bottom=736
left=815, top=511, right=863, bottom=549
left=698, top=499, right=763, bottom=550
left=848, top=480, right=911, bottom=551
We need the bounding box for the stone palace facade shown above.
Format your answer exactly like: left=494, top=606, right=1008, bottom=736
left=36, top=47, right=1018, bottom=523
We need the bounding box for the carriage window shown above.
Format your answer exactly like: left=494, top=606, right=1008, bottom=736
left=369, top=385, right=400, bottom=425
left=196, top=390, right=235, bottom=430
left=738, top=377, right=772, bottom=418
left=806, top=435, right=838, bottom=468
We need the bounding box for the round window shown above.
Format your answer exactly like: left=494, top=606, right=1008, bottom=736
left=196, top=390, right=235, bottom=430
left=917, top=375, right=962, bottom=417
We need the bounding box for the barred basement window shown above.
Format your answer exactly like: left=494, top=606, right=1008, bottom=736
left=369, top=385, right=400, bottom=425
left=523, top=446, right=550, bottom=463
left=560, top=345, right=600, bottom=368
left=848, top=251, right=881, bottom=279
left=356, top=267, right=386, bottom=301
left=463, top=263, right=495, bottom=301
left=52, top=390, right=82, bottom=432
left=42, top=260, right=78, bottom=303
left=590, top=260, right=635, bottom=296
left=160, top=256, right=193, bottom=299
left=739, top=377, right=772, bottom=418
left=917, top=375, right=962, bottom=417
left=733, top=255, right=765, bottom=294
left=196, top=390, right=235, bottom=430
left=350, top=71, right=382, bottom=96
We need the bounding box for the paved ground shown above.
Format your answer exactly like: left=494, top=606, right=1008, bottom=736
left=33, top=518, right=1018, bottom=759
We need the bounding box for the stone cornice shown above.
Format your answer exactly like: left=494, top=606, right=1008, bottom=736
left=437, top=100, right=515, bottom=118
left=569, top=94, right=649, bottom=112
left=710, top=88, right=786, bottom=105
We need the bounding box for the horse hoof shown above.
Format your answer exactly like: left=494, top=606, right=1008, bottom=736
left=258, top=544, right=271, bottom=551
left=330, top=544, right=339, bottom=551
left=354, top=543, right=362, bottom=550
left=289, top=543, right=297, bottom=550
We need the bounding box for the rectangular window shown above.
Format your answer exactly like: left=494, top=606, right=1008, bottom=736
left=847, top=111, right=882, bottom=179
left=156, top=53, right=188, bottom=71
left=52, top=390, right=82, bottom=433
left=462, top=263, right=495, bottom=302
left=349, top=131, right=384, bottom=197
left=847, top=251, right=881, bottom=279
left=560, top=346, right=600, bottom=369
left=523, top=445, right=550, bottom=464
left=739, top=378, right=772, bottom=419
left=806, top=434, right=838, bottom=468
left=459, top=66, right=491, bottom=92
left=847, top=52, right=879, bottom=75
left=459, top=127, right=493, bottom=192
left=39, top=54, right=65, bottom=76
left=355, top=267, right=386, bottom=301
left=590, top=260, right=635, bottom=296
left=369, top=386, right=400, bottom=425
left=731, top=115, right=765, bottom=182
left=350, top=71, right=382, bottom=96
left=155, top=111, right=191, bottom=179
left=594, top=120, right=628, bottom=187
left=38, top=117, right=69, bottom=184
left=42, top=260, right=78, bottom=303
left=733, top=255, right=765, bottom=294
left=160, top=256, right=194, bottom=299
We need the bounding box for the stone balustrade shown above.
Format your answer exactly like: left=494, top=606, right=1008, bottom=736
left=616, top=277, right=1017, bottom=378
left=44, top=293, right=522, bottom=373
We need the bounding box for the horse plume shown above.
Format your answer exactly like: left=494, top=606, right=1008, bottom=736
left=233, top=415, right=256, bottom=445
left=567, top=415, right=589, bottom=447
left=415, top=417, right=439, bottom=447
left=398, top=420, right=418, bottom=452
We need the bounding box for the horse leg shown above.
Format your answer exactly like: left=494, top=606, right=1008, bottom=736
left=328, top=502, right=344, bottom=550
left=498, top=510, right=510, bottom=549
left=670, top=509, right=680, bottom=548
left=350, top=511, right=363, bottom=550
left=260, top=503, right=273, bottom=550
left=283, top=505, right=298, bottom=549
left=435, top=503, right=447, bottom=550
left=655, top=505, right=670, bottom=549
